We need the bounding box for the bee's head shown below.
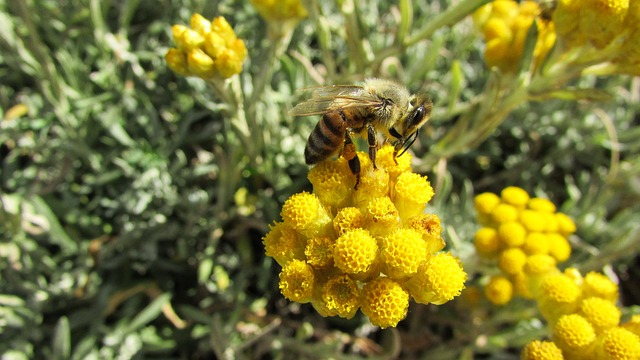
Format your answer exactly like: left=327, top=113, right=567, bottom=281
left=389, top=93, right=432, bottom=157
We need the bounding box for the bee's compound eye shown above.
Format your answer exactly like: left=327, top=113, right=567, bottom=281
left=389, top=127, right=402, bottom=139
left=409, top=106, right=426, bottom=127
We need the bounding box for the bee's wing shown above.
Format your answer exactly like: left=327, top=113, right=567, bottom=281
left=288, top=85, right=381, bottom=117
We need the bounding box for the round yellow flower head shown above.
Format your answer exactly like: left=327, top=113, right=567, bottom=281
left=375, top=144, right=412, bottom=182
left=520, top=209, right=547, bottom=232
left=522, top=340, right=564, bottom=360
left=583, top=271, right=619, bottom=303
left=407, top=214, right=445, bottom=253
left=528, top=197, right=557, bottom=213
left=308, top=157, right=354, bottom=208
left=501, top=186, right=530, bottom=207
left=474, top=227, right=500, bottom=258
left=622, top=315, right=640, bottom=337
left=263, top=221, right=306, bottom=266
left=166, top=15, right=247, bottom=79
left=364, top=196, right=400, bottom=237
left=475, top=192, right=502, bottom=224
left=498, top=247, right=528, bottom=275
left=279, top=259, right=315, bottom=302
left=537, top=273, right=581, bottom=322
left=547, top=233, right=572, bottom=262
left=498, top=221, right=527, bottom=248
left=523, top=232, right=551, bottom=256
left=485, top=275, right=514, bottom=305
left=491, top=203, right=520, bottom=223
left=281, top=191, right=332, bottom=238
left=392, top=172, right=434, bottom=221
left=553, top=313, right=597, bottom=355
left=380, top=228, right=428, bottom=280
left=360, top=277, right=410, bottom=328
left=352, top=165, right=390, bottom=209
left=332, top=229, right=378, bottom=277
left=320, top=274, right=360, bottom=319
left=555, top=212, right=577, bottom=236
left=333, top=207, right=365, bottom=237
left=578, top=297, right=621, bottom=334
left=524, top=254, right=557, bottom=277
left=596, top=327, right=640, bottom=360
left=304, top=236, right=334, bottom=268
left=405, top=252, right=467, bottom=305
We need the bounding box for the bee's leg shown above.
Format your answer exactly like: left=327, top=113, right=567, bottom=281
left=367, top=124, right=377, bottom=169
left=343, top=133, right=361, bottom=189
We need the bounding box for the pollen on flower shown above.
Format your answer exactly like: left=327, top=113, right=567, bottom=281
left=333, top=207, right=365, bottom=237
left=393, top=172, right=434, bottom=221
left=279, top=259, right=315, bottom=302
left=308, top=157, right=354, bottom=208
left=596, top=327, right=640, bottom=360
left=578, top=297, right=621, bottom=334
left=281, top=191, right=332, bottom=238
left=553, top=313, right=597, bottom=355
left=364, top=196, right=401, bottom=237
left=380, top=228, right=429, bottom=280
left=375, top=144, right=412, bottom=181
left=333, top=229, right=378, bottom=276
left=485, top=275, right=514, bottom=305
left=304, top=236, right=334, bottom=268
left=320, top=274, right=360, bottom=319
left=537, top=273, right=581, bottom=322
left=406, top=252, right=467, bottom=305
left=522, top=340, right=564, bottom=360
left=407, top=214, right=445, bottom=253
left=360, top=277, right=410, bottom=328
left=263, top=221, right=306, bottom=266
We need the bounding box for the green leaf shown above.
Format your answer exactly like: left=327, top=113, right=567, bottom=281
left=125, top=292, right=171, bottom=333
left=52, top=316, right=71, bottom=360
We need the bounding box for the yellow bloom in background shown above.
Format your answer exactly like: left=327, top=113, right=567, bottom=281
left=485, top=275, right=514, bottom=305
left=474, top=227, right=500, bottom=258
left=263, top=145, right=465, bottom=327
left=582, top=271, right=619, bottom=303
left=251, top=0, right=307, bottom=23
left=165, top=14, right=247, bottom=80
left=522, top=340, right=564, bottom=360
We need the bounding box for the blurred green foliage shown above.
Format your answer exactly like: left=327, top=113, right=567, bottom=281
left=0, top=0, right=638, bottom=359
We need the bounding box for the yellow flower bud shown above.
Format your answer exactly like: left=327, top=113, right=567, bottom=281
left=360, top=277, right=410, bottom=328
left=363, top=196, right=400, bottom=237
left=485, top=275, right=514, bottom=305
left=520, top=209, right=547, bottom=232
left=555, top=212, right=577, bottom=236
left=547, top=233, right=572, bottom=262
left=304, top=236, right=334, bottom=268
left=263, top=221, right=306, bottom=266
left=475, top=192, right=502, bottom=217
left=498, top=248, right=527, bottom=275
left=187, top=48, right=216, bottom=78
left=308, top=157, right=355, bottom=208
left=190, top=13, right=211, bottom=35
left=171, top=24, right=189, bottom=49
left=583, top=271, right=619, bottom=303
left=474, top=227, right=500, bottom=258
left=407, top=214, right=445, bottom=253
left=501, top=186, right=530, bottom=207
left=333, top=207, right=365, bottom=237
left=375, top=144, right=412, bottom=182
left=537, top=273, right=581, bottom=323
left=392, top=172, right=434, bottom=221
left=332, top=229, right=378, bottom=277
left=498, top=221, right=527, bottom=248
left=491, top=203, right=519, bottom=223
left=523, top=232, right=551, bottom=255
left=528, top=197, right=557, bottom=213
left=251, top=0, right=308, bottom=22
left=165, top=48, right=190, bottom=76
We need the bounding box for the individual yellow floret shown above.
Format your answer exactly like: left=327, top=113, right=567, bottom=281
left=475, top=192, right=502, bottom=222
left=498, top=221, right=527, bottom=248
left=578, top=297, right=621, bottom=334
left=380, top=228, right=428, bottom=280
left=375, top=144, right=412, bottom=182
left=501, top=186, right=530, bottom=207
left=474, top=227, right=500, bottom=258
left=319, top=274, right=360, bottom=319
left=491, top=203, right=520, bottom=223
left=523, top=232, right=551, bottom=256
left=540, top=212, right=560, bottom=233
left=363, top=196, right=400, bottom=237
left=332, top=229, right=378, bottom=277
left=279, top=259, right=315, bottom=302
left=528, top=197, right=557, bottom=213
left=263, top=221, right=306, bottom=266
left=555, top=212, right=577, bottom=236
left=251, top=0, right=308, bottom=22
left=405, top=252, right=467, bottom=305
left=520, top=209, right=547, bottom=232
left=360, top=277, right=410, bottom=328
left=281, top=191, right=332, bottom=238
left=304, top=236, right=334, bottom=268
left=485, top=275, right=514, bottom=305
left=595, top=327, right=640, bottom=360
left=406, top=214, right=445, bottom=253
left=307, top=157, right=354, bottom=208
left=622, top=315, right=640, bottom=337
left=498, top=248, right=527, bottom=275
left=333, top=207, right=365, bottom=237
left=165, top=48, right=190, bottom=76
left=583, top=271, right=619, bottom=303
left=547, top=233, right=572, bottom=262
left=521, top=340, right=564, bottom=360
left=537, top=273, right=581, bottom=323
left=553, top=314, right=597, bottom=356
left=392, top=172, right=434, bottom=221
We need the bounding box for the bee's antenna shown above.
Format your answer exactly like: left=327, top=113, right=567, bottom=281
left=398, top=129, right=419, bottom=157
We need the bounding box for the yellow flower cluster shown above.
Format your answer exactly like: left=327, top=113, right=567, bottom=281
left=474, top=186, right=574, bottom=305
left=522, top=268, right=640, bottom=360
left=251, top=0, right=307, bottom=23
left=473, top=1, right=556, bottom=73
left=264, top=145, right=467, bottom=328
left=165, top=14, right=248, bottom=79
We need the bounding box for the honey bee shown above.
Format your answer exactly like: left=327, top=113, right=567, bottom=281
left=289, top=78, right=433, bottom=189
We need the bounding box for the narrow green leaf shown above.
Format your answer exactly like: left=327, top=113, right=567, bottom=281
left=125, top=292, right=172, bottom=333
left=52, top=316, right=71, bottom=360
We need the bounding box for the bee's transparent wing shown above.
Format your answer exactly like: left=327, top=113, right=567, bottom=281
left=288, top=85, right=381, bottom=117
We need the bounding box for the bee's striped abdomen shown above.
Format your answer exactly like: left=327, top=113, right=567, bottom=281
left=304, top=110, right=348, bottom=164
